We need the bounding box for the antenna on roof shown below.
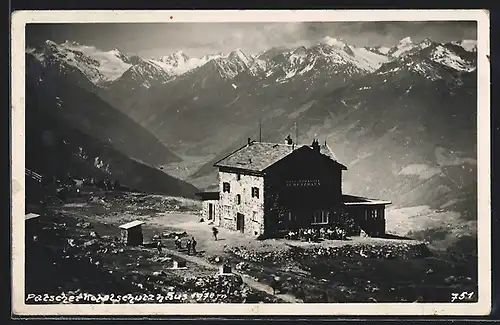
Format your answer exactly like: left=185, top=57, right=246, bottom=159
left=295, top=122, right=299, bottom=147
left=259, top=119, right=262, bottom=142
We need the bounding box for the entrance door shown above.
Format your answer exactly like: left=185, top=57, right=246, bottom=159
left=208, top=203, right=213, bottom=220
left=236, top=213, right=245, bottom=233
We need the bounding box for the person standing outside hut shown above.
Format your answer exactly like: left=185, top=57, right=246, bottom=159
left=186, top=237, right=192, bottom=255
left=212, top=227, right=219, bottom=241
left=270, top=275, right=281, bottom=295
left=174, top=236, right=182, bottom=250
left=156, top=240, right=163, bottom=254
left=191, top=237, right=197, bottom=255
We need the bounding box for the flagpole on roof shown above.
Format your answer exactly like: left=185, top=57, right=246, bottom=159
left=259, top=119, right=262, bottom=142
left=295, top=122, right=299, bottom=146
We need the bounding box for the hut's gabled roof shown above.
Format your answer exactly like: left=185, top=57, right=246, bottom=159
left=213, top=141, right=347, bottom=173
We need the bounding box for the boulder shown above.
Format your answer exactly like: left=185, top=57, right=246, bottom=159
left=83, top=239, right=98, bottom=247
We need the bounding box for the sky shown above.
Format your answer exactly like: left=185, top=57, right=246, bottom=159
left=25, top=21, right=477, bottom=58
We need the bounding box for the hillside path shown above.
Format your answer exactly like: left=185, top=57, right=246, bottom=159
left=161, top=247, right=301, bottom=303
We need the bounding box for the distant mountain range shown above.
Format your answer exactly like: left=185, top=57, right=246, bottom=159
left=28, top=36, right=476, bottom=89
left=25, top=35, right=478, bottom=243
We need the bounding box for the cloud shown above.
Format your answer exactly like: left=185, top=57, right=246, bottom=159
left=135, top=22, right=314, bottom=57
left=27, top=21, right=477, bottom=59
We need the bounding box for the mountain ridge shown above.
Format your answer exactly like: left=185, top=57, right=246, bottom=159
left=25, top=56, right=199, bottom=198
left=25, top=51, right=182, bottom=167
left=27, top=37, right=478, bottom=90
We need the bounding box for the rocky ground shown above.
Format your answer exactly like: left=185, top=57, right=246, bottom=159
left=25, top=210, right=283, bottom=304
left=25, top=190, right=478, bottom=304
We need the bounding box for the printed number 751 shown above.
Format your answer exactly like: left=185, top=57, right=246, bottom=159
left=451, top=292, right=475, bottom=302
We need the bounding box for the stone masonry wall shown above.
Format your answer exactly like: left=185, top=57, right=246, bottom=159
left=201, top=200, right=219, bottom=224
left=218, top=171, right=265, bottom=237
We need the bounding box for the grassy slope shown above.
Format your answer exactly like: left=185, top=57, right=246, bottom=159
left=25, top=74, right=199, bottom=198
left=26, top=53, right=182, bottom=167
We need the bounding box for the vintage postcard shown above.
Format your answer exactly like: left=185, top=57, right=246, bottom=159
left=11, top=9, right=491, bottom=316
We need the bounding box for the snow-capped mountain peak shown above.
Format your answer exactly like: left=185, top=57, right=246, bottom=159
left=398, top=36, right=413, bottom=46
left=173, top=50, right=188, bottom=57
left=228, top=48, right=252, bottom=67
left=364, top=45, right=391, bottom=56
left=110, top=48, right=123, bottom=54
left=388, top=37, right=415, bottom=57
left=451, top=40, right=477, bottom=53
left=420, top=38, right=433, bottom=48
left=62, top=40, right=81, bottom=47
left=45, top=39, right=57, bottom=46
left=321, top=36, right=355, bottom=56
left=260, top=38, right=392, bottom=84
left=29, top=40, right=133, bottom=85
left=377, top=38, right=477, bottom=80
left=429, top=44, right=476, bottom=72
left=292, top=46, right=308, bottom=55
left=322, top=36, right=348, bottom=48
left=150, top=50, right=217, bottom=77
left=157, top=50, right=190, bottom=66
left=388, top=37, right=433, bottom=58
left=208, top=48, right=257, bottom=79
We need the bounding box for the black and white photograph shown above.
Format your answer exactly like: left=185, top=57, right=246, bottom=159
left=11, top=10, right=491, bottom=316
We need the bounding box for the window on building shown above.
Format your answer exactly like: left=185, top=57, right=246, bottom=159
left=252, top=211, right=258, bottom=223
left=236, top=194, right=241, bottom=205
left=251, top=187, right=260, bottom=198
left=223, top=205, right=232, bottom=220
left=236, top=173, right=241, bottom=181
left=312, top=210, right=329, bottom=225
left=223, top=182, right=231, bottom=193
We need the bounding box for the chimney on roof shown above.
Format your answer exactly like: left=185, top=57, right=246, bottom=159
left=285, top=134, right=293, bottom=145
left=311, top=139, right=320, bottom=152
left=247, top=137, right=252, bottom=145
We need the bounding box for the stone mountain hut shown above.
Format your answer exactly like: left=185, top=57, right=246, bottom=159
left=119, top=220, right=145, bottom=246
left=196, top=137, right=391, bottom=238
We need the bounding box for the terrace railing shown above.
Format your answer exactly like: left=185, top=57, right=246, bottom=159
left=25, top=168, right=43, bottom=183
